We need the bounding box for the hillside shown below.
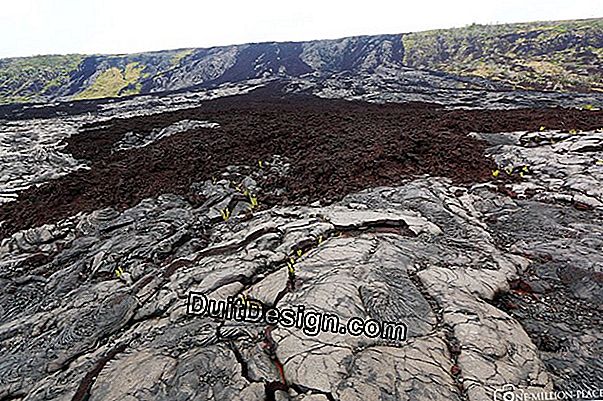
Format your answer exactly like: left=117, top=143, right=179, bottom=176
left=402, top=19, right=603, bottom=92
left=0, top=18, right=601, bottom=104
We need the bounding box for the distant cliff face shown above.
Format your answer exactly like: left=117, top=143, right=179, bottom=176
left=0, top=18, right=601, bottom=104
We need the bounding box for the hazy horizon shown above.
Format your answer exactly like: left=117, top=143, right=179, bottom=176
left=2, top=0, right=602, bottom=58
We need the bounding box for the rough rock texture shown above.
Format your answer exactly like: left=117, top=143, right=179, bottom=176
left=1, top=122, right=602, bottom=399
left=3, top=86, right=603, bottom=238
left=481, top=129, right=603, bottom=392
left=0, top=117, right=89, bottom=203
left=0, top=170, right=550, bottom=400
left=1, top=80, right=603, bottom=400
left=0, top=81, right=263, bottom=205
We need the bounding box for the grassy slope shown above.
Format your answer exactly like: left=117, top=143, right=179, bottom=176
left=0, top=50, right=188, bottom=104
left=0, top=55, right=84, bottom=103
left=74, top=62, right=146, bottom=100
left=402, top=19, right=603, bottom=91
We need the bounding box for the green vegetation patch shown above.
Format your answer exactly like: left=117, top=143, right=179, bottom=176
left=401, top=18, right=603, bottom=92
left=171, top=49, right=195, bottom=66
left=0, top=54, right=83, bottom=104
left=75, top=62, right=145, bottom=100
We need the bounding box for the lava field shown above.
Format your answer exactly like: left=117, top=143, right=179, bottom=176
left=2, top=88, right=603, bottom=238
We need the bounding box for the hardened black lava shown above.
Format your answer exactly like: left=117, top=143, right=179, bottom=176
left=1, top=87, right=603, bottom=238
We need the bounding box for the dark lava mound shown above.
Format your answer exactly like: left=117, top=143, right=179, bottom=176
left=2, top=88, right=603, bottom=238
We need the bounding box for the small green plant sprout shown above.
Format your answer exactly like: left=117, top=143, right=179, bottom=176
left=317, top=235, right=324, bottom=245
left=249, top=193, right=258, bottom=209
left=211, top=176, right=217, bottom=185
left=243, top=188, right=250, bottom=197
left=296, top=249, right=303, bottom=257
left=539, top=126, right=546, bottom=132
left=287, top=257, right=296, bottom=275
left=519, top=165, right=529, bottom=177
left=582, top=104, right=596, bottom=111
left=220, top=208, right=231, bottom=221
left=114, top=266, right=124, bottom=278
left=569, top=129, right=578, bottom=134
left=258, top=160, right=264, bottom=168
left=596, top=159, right=603, bottom=166
left=504, top=165, right=514, bottom=175
left=492, top=169, right=500, bottom=178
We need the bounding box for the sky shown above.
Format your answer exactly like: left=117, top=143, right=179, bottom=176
left=1, top=0, right=602, bottom=58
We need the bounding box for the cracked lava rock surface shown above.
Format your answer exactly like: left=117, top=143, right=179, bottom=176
left=1, top=84, right=603, bottom=401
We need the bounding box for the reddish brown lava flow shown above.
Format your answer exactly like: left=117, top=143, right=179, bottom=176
left=1, top=87, right=603, bottom=238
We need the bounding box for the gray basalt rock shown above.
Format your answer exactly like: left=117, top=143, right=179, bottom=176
left=0, top=174, right=550, bottom=400
left=113, top=119, right=220, bottom=152
left=1, top=111, right=603, bottom=400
